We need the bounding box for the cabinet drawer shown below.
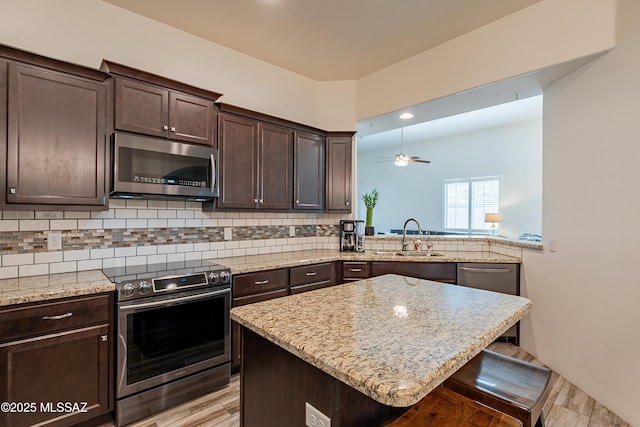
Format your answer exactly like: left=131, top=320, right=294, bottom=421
left=233, top=269, right=288, bottom=298
left=289, top=263, right=332, bottom=286
left=0, top=294, right=111, bottom=343
left=290, top=281, right=332, bottom=295
left=342, top=261, right=370, bottom=279
left=233, top=288, right=289, bottom=307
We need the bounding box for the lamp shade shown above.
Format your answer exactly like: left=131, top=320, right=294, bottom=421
left=485, top=213, right=502, bottom=223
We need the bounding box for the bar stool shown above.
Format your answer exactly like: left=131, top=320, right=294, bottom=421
left=444, top=349, right=552, bottom=427
left=385, top=386, right=522, bottom=427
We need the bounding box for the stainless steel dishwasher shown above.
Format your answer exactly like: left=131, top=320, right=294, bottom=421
left=457, top=263, right=520, bottom=344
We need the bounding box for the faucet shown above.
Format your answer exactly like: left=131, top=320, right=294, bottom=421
left=402, top=218, right=422, bottom=251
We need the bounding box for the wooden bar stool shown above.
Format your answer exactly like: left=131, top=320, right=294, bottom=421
left=385, top=386, right=522, bottom=427
left=444, top=349, right=552, bottom=427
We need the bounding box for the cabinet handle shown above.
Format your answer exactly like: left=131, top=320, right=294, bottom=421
left=306, top=272, right=317, bottom=276
left=163, top=125, right=169, bottom=131
left=459, top=267, right=513, bottom=274
left=346, top=201, right=350, bottom=206
left=254, top=280, right=269, bottom=285
left=171, top=126, right=176, bottom=132
left=9, top=188, right=16, bottom=194
left=101, top=335, right=108, bottom=342
left=259, top=199, right=264, bottom=203
left=42, top=312, right=73, bottom=320
left=254, top=198, right=259, bottom=203
left=349, top=268, right=362, bottom=272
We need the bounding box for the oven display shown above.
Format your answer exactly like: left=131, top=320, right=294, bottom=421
left=153, top=273, right=207, bottom=291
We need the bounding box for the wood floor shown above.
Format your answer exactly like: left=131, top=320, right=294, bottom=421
left=103, top=343, right=630, bottom=427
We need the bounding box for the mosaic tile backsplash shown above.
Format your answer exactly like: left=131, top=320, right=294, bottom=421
left=0, top=199, right=345, bottom=279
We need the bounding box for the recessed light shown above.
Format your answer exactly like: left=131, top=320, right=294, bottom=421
left=399, top=113, right=414, bottom=120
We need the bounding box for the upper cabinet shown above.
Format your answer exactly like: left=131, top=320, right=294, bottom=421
left=217, top=111, right=292, bottom=210
left=326, top=133, right=354, bottom=212
left=101, top=60, right=221, bottom=146
left=0, top=45, right=111, bottom=210
left=293, top=131, right=325, bottom=211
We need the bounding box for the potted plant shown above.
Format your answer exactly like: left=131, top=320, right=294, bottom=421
left=361, top=189, right=380, bottom=236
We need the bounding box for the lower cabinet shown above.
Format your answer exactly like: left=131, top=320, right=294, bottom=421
left=371, top=261, right=457, bottom=284
left=341, top=261, right=371, bottom=282
left=232, top=269, right=289, bottom=372
left=0, top=293, right=113, bottom=427
left=289, top=262, right=334, bottom=294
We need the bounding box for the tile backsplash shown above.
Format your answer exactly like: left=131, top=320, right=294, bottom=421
left=0, top=199, right=345, bottom=279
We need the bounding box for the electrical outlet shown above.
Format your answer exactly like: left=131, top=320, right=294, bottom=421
left=289, top=225, right=296, bottom=237
left=47, top=232, right=62, bottom=251
left=305, top=402, right=330, bottom=427
left=224, top=227, right=233, bottom=241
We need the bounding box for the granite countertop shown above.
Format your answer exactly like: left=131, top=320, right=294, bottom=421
left=231, top=274, right=532, bottom=407
left=0, top=248, right=521, bottom=306
left=218, top=249, right=521, bottom=274
left=0, top=270, right=114, bottom=307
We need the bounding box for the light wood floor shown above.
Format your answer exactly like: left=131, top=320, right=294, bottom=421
left=103, top=343, right=630, bottom=427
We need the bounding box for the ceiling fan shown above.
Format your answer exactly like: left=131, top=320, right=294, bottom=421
left=377, top=128, right=431, bottom=167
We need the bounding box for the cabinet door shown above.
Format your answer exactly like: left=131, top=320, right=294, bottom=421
left=0, top=324, right=110, bottom=427
left=114, top=77, right=169, bottom=138
left=259, top=123, right=292, bottom=210
left=326, top=136, right=352, bottom=212
left=294, top=131, right=325, bottom=210
left=371, top=262, right=457, bottom=284
left=5, top=63, right=107, bottom=207
left=169, top=91, right=214, bottom=145
left=217, top=113, right=259, bottom=209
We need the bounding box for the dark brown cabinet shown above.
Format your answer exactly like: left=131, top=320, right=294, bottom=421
left=326, top=134, right=354, bottom=212
left=294, top=131, right=325, bottom=210
left=341, top=261, right=371, bottom=282
left=217, top=112, right=292, bottom=210
left=0, top=293, right=113, bottom=427
left=371, top=261, right=457, bottom=284
left=0, top=46, right=110, bottom=210
left=289, top=262, right=335, bottom=294
left=231, top=269, right=289, bottom=371
left=102, top=60, right=221, bottom=146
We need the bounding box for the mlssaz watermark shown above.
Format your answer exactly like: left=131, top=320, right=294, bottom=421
left=1, top=401, right=89, bottom=413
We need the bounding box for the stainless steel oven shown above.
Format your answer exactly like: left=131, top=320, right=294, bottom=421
left=105, top=261, right=231, bottom=426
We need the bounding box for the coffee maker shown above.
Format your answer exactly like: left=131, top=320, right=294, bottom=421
left=340, top=220, right=365, bottom=252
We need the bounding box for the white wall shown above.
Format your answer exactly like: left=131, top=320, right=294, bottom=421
left=0, top=0, right=356, bottom=131
left=356, top=0, right=616, bottom=121
left=519, top=1, right=640, bottom=424
left=357, top=120, right=542, bottom=239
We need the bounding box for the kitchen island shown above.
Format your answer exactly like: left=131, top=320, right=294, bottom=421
left=231, top=274, right=532, bottom=427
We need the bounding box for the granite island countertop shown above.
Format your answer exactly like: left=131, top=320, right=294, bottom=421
left=231, top=273, right=532, bottom=407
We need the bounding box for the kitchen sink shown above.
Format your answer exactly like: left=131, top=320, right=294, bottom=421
left=371, top=251, right=444, bottom=257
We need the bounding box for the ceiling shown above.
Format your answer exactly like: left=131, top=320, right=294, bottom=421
left=357, top=95, right=543, bottom=152
left=102, top=0, right=543, bottom=81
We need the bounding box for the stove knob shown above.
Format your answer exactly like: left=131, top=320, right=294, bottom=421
left=138, top=281, right=152, bottom=295
left=208, top=272, right=219, bottom=284
left=121, top=283, right=135, bottom=297
left=220, top=271, right=231, bottom=283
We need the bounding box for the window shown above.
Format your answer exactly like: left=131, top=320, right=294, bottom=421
left=444, top=176, right=500, bottom=233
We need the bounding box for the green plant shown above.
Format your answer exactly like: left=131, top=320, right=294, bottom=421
left=361, top=189, right=380, bottom=209
left=361, top=189, right=380, bottom=227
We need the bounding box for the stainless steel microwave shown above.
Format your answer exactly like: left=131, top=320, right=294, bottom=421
left=110, top=133, right=218, bottom=201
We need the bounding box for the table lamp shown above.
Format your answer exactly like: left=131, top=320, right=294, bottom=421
left=485, top=213, right=502, bottom=236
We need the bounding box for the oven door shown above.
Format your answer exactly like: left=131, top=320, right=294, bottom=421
left=116, top=286, right=231, bottom=399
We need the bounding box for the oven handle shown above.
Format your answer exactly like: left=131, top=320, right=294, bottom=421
left=119, top=288, right=230, bottom=311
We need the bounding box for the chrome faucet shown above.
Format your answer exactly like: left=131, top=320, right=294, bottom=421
left=402, top=218, right=422, bottom=251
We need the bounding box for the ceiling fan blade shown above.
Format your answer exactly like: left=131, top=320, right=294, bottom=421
left=408, top=158, right=431, bottom=164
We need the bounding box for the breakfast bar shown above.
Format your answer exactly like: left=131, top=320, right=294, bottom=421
left=231, top=274, right=532, bottom=426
